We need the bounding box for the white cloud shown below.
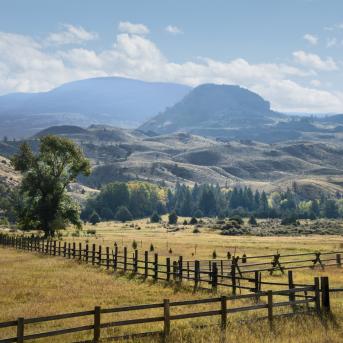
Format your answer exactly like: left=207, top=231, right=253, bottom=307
left=1, top=30, right=343, bottom=113
left=46, top=24, right=98, bottom=45
left=165, top=25, right=183, bottom=34
left=118, top=21, right=149, bottom=35
left=303, top=33, right=318, bottom=45
left=293, top=50, right=337, bottom=71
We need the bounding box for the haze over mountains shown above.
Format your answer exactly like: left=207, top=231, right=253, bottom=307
left=0, top=77, right=190, bottom=138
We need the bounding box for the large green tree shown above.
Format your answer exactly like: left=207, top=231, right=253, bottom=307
left=12, top=136, right=90, bottom=236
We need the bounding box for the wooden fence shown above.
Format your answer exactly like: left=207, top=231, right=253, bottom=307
left=0, top=234, right=341, bottom=295
left=0, top=278, right=329, bottom=343
left=187, top=249, right=342, bottom=277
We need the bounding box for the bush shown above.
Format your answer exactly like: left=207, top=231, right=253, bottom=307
left=248, top=215, right=257, bottom=226
left=193, top=209, right=204, bottom=218
left=281, top=214, right=298, bottom=226
left=193, top=227, right=200, bottom=234
left=190, top=217, right=198, bottom=225
left=150, top=243, right=155, bottom=252
left=229, top=215, right=244, bottom=225
left=86, top=229, right=96, bottom=235
left=150, top=212, right=161, bottom=223
left=183, top=219, right=188, bottom=225
left=115, top=206, right=133, bottom=222
left=89, top=211, right=101, bottom=225
left=212, top=250, right=217, bottom=259
left=168, top=211, right=178, bottom=225
left=132, top=240, right=138, bottom=250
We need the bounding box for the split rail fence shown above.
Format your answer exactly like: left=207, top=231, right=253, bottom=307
left=0, top=277, right=331, bottom=343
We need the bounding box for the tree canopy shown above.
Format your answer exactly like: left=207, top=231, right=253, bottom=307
left=12, top=136, right=90, bottom=236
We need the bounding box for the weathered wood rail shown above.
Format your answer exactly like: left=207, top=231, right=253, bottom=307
left=0, top=234, right=341, bottom=295
left=0, top=280, right=329, bottom=343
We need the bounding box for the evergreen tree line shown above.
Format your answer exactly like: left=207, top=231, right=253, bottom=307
left=81, top=181, right=343, bottom=223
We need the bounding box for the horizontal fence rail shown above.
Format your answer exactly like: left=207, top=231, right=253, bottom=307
left=0, top=278, right=331, bottom=343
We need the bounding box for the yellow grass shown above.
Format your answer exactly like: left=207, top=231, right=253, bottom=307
left=1, top=220, right=343, bottom=342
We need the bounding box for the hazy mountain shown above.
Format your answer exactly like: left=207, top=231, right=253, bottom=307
left=0, top=77, right=191, bottom=138
left=139, top=84, right=283, bottom=136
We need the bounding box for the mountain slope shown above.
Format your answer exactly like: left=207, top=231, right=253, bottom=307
left=139, top=84, right=282, bottom=135
left=0, top=77, right=191, bottom=138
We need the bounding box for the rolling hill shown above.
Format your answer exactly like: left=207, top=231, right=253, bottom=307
left=2, top=125, right=342, bottom=199
left=139, top=84, right=283, bottom=136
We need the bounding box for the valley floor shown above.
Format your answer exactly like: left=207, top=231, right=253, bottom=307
left=1, top=223, right=343, bottom=342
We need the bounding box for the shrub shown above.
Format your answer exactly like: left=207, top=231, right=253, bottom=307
left=86, top=229, right=96, bottom=235
left=89, top=211, right=101, bottom=225
left=281, top=214, right=298, bottom=226
left=183, top=219, right=188, bottom=225
left=193, top=209, right=204, bottom=218
left=168, top=211, right=178, bottom=225
left=248, top=215, right=257, bottom=226
left=115, top=206, right=133, bottom=222
left=150, top=212, right=161, bottom=223
left=190, top=217, right=198, bottom=225
left=212, top=250, right=217, bottom=259
left=169, top=248, right=173, bottom=254
left=150, top=243, right=155, bottom=252
left=193, top=227, right=200, bottom=234
left=229, top=215, right=244, bottom=225
left=132, top=240, right=138, bottom=250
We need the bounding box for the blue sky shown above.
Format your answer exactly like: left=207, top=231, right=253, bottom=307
left=1, top=0, right=343, bottom=112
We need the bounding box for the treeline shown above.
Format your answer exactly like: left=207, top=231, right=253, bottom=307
left=81, top=181, right=343, bottom=223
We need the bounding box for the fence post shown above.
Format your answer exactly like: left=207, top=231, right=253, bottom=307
left=53, top=241, right=56, bottom=256
left=17, top=317, right=24, bottom=343
left=288, top=270, right=296, bottom=313
left=267, top=290, right=273, bottom=330
left=93, top=306, right=101, bottom=342
left=212, top=262, right=218, bottom=292
left=166, top=258, right=171, bottom=282
left=178, top=256, right=183, bottom=283
left=321, top=276, right=330, bottom=313
left=134, top=250, right=138, bottom=273
left=58, top=241, right=61, bottom=256
left=106, top=247, right=110, bottom=270
left=154, top=253, right=159, bottom=280
left=79, top=243, right=82, bottom=261
left=98, top=245, right=102, bottom=267
left=163, top=299, right=170, bottom=342
left=113, top=245, right=117, bottom=271
left=314, top=277, right=321, bottom=316
left=123, top=247, right=127, bottom=272
left=231, top=263, right=236, bottom=295
left=63, top=242, right=67, bottom=257
left=336, top=254, right=341, bottom=267
left=72, top=242, right=76, bottom=259
left=194, top=260, right=200, bottom=291
left=187, top=261, right=190, bottom=279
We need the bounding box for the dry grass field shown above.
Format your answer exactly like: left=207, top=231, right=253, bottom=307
left=1, top=219, right=343, bottom=342
left=62, top=217, right=343, bottom=260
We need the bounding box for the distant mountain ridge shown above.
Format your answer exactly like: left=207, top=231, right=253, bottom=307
left=0, top=77, right=191, bottom=138
left=139, top=84, right=283, bottom=136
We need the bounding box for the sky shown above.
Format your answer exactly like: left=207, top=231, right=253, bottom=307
left=1, top=0, right=343, bottom=113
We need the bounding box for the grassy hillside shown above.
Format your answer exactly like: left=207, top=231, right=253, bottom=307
left=1, top=126, right=343, bottom=198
